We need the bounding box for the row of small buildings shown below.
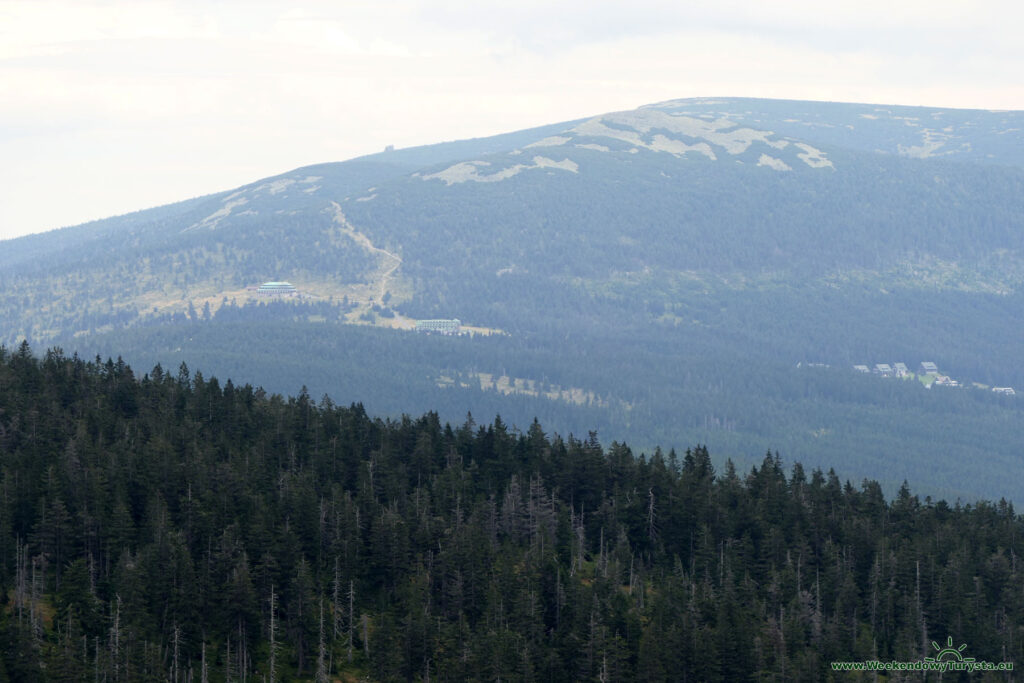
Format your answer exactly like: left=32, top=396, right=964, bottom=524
left=854, top=361, right=960, bottom=386
left=854, top=361, right=1015, bottom=394
left=853, top=361, right=933, bottom=378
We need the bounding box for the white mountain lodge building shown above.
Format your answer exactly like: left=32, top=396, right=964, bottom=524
left=257, top=281, right=298, bottom=297
left=415, top=319, right=462, bottom=334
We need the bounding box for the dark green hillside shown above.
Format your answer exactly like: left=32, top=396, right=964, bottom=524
left=1, top=347, right=1022, bottom=681
left=348, top=148, right=1024, bottom=327
left=2, top=97, right=1023, bottom=505
left=59, top=298, right=1024, bottom=504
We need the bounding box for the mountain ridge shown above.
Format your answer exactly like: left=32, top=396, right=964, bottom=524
left=2, top=96, right=1022, bottom=503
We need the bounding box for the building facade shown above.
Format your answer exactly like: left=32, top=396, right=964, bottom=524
left=257, top=281, right=297, bottom=297
left=415, top=319, right=462, bottom=334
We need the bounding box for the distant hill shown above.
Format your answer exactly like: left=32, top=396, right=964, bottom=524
left=2, top=97, right=1022, bottom=502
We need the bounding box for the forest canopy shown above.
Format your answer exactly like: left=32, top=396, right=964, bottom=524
left=0, top=344, right=1021, bottom=681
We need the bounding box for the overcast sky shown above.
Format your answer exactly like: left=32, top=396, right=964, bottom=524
left=2, top=0, right=1022, bottom=241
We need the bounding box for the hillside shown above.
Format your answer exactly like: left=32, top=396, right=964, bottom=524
left=1, top=97, right=1022, bottom=502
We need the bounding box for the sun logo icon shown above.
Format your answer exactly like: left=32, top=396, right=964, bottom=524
left=925, top=636, right=975, bottom=663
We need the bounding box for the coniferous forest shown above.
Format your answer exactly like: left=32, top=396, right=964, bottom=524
left=0, top=344, right=1022, bottom=681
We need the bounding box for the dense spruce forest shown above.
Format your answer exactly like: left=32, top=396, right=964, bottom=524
left=1, top=344, right=1022, bottom=681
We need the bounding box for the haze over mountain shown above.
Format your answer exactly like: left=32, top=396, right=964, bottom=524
left=2, top=97, right=1022, bottom=502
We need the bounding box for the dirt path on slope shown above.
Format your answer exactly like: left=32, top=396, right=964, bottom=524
left=329, top=201, right=403, bottom=306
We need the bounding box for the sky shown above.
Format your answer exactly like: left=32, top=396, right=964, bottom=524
left=2, top=0, right=1023, bottom=241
